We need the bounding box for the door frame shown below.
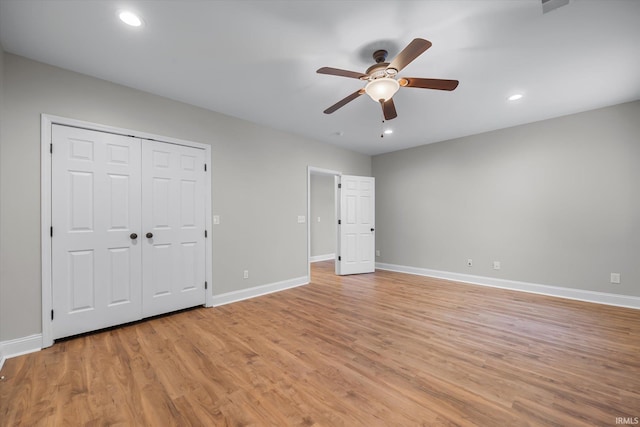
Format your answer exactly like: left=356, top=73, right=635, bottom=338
left=41, top=114, right=213, bottom=348
left=306, top=166, right=341, bottom=280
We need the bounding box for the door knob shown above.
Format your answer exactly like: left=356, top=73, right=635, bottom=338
left=130, top=233, right=138, bottom=240
left=371, top=228, right=375, bottom=232
left=146, top=232, right=153, bottom=238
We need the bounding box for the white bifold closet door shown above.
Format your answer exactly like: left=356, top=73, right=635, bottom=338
left=51, top=125, right=206, bottom=339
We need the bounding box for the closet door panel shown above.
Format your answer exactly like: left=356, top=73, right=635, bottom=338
left=141, top=141, right=206, bottom=317
left=51, top=125, right=142, bottom=339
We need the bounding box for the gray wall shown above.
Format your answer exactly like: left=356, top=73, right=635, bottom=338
left=310, top=174, right=336, bottom=257
left=0, top=53, right=371, bottom=341
left=0, top=44, right=4, bottom=345
left=373, top=101, right=640, bottom=297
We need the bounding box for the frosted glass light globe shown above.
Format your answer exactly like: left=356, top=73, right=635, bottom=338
left=365, top=78, right=400, bottom=102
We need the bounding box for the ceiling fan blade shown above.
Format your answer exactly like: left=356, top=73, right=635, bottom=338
left=381, top=98, right=398, bottom=120
left=317, top=67, right=367, bottom=80
left=399, top=77, right=459, bottom=91
left=323, top=89, right=365, bottom=114
left=387, top=38, right=432, bottom=73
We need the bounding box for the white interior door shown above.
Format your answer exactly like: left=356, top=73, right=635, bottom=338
left=141, top=140, right=206, bottom=317
left=51, top=125, right=142, bottom=338
left=336, top=175, right=375, bottom=275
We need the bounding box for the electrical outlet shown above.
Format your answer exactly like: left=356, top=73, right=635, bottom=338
left=610, top=273, right=621, bottom=284
left=493, top=261, right=501, bottom=270
left=467, top=259, right=473, bottom=267
left=243, top=270, right=249, bottom=279
left=297, top=215, right=306, bottom=223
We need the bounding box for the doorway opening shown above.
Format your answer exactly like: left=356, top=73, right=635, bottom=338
left=307, top=167, right=340, bottom=280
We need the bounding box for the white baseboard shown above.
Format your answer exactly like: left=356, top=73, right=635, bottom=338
left=310, top=253, right=335, bottom=263
left=0, top=334, right=43, bottom=371
left=376, top=263, right=640, bottom=310
left=210, top=276, right=309, bottom=307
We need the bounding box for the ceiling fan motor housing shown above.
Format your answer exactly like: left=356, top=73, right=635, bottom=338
left=365, top=63, right=389, bottom=79
left=366, top=50, right=398, bottom=80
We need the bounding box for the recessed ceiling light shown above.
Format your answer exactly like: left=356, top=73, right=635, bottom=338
left=383, top=129, right=393, bottom=135
left=508, top=93, right=524, bottom=101
left=119, top=11, right=143, bottom=27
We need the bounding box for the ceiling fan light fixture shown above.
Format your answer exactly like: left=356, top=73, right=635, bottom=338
left=318, top=38, right=457, bottom=119
left=365, top=78, right=400, bottom=102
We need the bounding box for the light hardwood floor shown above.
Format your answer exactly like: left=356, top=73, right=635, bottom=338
left=1, top=261, right=639, bottom=426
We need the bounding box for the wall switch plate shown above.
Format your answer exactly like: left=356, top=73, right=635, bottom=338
left=213, top=215, right=220, bottom=225
left=493, top=261, right=501, bottom=270
left=610, top=273, right=621, bottom=284
left=317, top=216, right=321, bottom=222
left=376, top=250, right=381, bottom=257
left=297, top=215, right=306, bottom=223
left=243, top=270, right=249, bottom=279
left=467, top=259, right=473, bottom=267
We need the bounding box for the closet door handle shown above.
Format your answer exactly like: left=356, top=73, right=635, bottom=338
left=130, top=233, right=138, bottom=240
left=146, top=232, right=153, bottom=239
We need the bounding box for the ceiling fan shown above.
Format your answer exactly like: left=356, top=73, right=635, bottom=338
left=317, top=38, right=459, bottom=120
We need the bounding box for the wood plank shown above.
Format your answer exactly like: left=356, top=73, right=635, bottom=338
left=1, top=260, right=639, bottom=426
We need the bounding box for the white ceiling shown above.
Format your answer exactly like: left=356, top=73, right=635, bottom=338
left=1, top=0, right=639, bottom=155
